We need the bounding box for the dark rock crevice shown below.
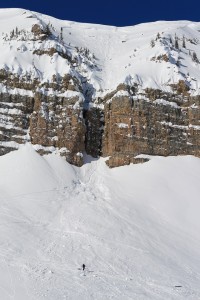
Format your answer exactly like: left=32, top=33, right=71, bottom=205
left=83, top=108, right=104, bottom=158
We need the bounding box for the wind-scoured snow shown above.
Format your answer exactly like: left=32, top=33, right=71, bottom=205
left=0, top=144, right=200, bottom=299
left=1, top=8, right=200, bottom=97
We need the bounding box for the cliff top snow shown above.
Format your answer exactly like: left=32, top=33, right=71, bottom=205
left=0, top=8, right=200, bottom=96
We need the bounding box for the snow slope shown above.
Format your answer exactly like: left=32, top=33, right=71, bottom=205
left=0, top=144, right=200, bottom=299
left=1, top=8, right=200, bottom=96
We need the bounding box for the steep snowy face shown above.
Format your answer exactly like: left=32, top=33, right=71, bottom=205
left=1, top=9, right=200, bottom=95
left=0, top=8, right=200, bottom=166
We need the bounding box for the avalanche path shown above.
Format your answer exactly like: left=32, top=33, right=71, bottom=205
left=0, top=144, right=200, bottom=299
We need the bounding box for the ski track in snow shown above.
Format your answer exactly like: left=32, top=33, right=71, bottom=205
left=0, top=145, right=200, bottom=299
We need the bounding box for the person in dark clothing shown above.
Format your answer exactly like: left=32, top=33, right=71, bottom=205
left=82, top=264, right=85, bottom=271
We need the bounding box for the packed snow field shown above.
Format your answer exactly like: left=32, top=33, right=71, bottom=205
left=0, top=144, right=200, bottom=299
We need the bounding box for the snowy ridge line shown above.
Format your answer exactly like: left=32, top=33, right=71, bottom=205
left=0, top=9, right=200, bottom=97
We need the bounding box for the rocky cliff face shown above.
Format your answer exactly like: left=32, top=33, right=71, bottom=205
left=102, top=85, right=200, bottom=167
left=30, top=92, right=85, bottom=166
left=0, top=93, right=33, bottom=155
left=0, top=89, right=85, bottom=166
left=2, top=82, right=200, bottom=167
left=0, top=9, right=200, bottom=167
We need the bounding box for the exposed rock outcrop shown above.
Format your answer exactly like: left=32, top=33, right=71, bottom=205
left=102, top=85, right=200, bottom=167
left=0, top=93, right=34, bottom=155
left=30, top=92, right=85, bottom=166
left=1, top=80, right=200, bottom=168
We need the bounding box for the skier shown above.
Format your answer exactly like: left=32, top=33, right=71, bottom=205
left=82, top=264, right=85, bottom=271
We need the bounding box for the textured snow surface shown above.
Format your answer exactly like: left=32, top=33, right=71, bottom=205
left=0, top=144, right=200, bottom=299
left=1, top=9, right=200, bottom=96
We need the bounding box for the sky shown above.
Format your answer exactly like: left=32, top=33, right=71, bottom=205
left=0, top=0, right=199, bottom=26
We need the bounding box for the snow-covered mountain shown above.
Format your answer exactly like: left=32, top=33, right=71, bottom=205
left=0, top=8, right=200, bottom=167
left=0, top=9, right=200, bottom=167
left=1, top=9, right=200, bottom=95
left=1, top=9, right=200, bottom=299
